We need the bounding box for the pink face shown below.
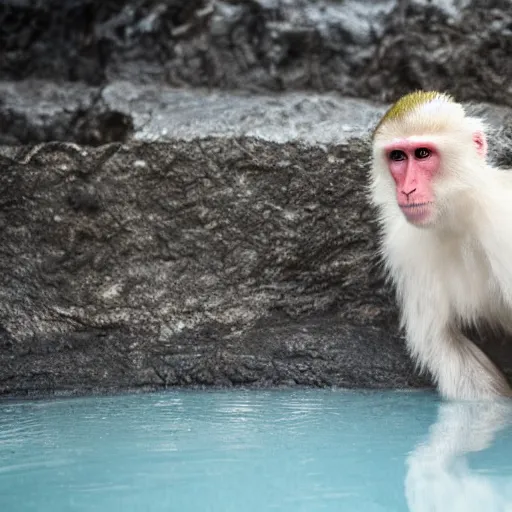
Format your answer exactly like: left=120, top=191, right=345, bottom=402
left=384, top=138, right=441, bottom=226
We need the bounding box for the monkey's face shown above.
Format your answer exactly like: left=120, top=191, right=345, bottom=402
left=371, top=104, right=488, bottom=230
left=383, top=137, right=440, bottom=227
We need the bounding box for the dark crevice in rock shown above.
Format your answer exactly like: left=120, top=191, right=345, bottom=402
left=0, top=83, right=134, bottom=146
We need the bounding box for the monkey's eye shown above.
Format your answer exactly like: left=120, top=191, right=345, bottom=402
left=415, top=147, right=431, bottom=159
left=389, top=150, right=406, bottom=161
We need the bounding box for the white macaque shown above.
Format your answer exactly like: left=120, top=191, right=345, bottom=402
left=370, top=90, right=512, bottom=400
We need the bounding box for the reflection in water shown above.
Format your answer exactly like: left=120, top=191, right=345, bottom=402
left=405, top=400, right=512, bottom=512
left=4, top=390, right=512, bottom=511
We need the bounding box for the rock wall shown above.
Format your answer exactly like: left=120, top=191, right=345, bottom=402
left=1, top=0, right=512, bottom=396
left=0, top=136, right=427, bottom=395
left=1, top=0, right=511, bottom=104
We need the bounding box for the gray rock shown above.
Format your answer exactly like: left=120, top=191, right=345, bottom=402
left=0, top=133, right=429, bottom=396
left=1, top=0, right=512, bottom=105
left=2, top=79, right=512, bottom=146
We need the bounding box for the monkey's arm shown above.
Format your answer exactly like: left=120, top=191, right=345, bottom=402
left=400, top=285, right=511, bottom=400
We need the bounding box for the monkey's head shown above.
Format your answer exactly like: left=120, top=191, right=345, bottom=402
left=371, top=91, right=488, bottom=228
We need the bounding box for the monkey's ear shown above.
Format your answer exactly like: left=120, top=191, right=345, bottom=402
left=472, top=130, right=487, bottom=158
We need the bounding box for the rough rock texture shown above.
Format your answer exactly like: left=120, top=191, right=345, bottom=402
left=1, top=0, right=512, bottom=105
left=0, top=137, right=428, bottom=395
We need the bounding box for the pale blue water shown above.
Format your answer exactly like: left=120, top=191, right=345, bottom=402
left=1, top=390, right=512, bottom=512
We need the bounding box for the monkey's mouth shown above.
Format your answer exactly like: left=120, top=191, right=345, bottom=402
left=399, top=202, right=433, bottom=224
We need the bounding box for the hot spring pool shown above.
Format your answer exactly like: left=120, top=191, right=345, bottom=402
left=1, top=389, right=511, bottom=511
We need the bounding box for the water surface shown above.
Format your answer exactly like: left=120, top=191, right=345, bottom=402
left=1, top=389, right=512, bottom=511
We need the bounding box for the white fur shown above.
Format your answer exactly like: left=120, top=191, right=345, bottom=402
left=370, top=100, right=512, bottom=400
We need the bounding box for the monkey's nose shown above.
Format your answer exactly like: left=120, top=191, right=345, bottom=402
left=403, top=188, right=417, bottom=199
